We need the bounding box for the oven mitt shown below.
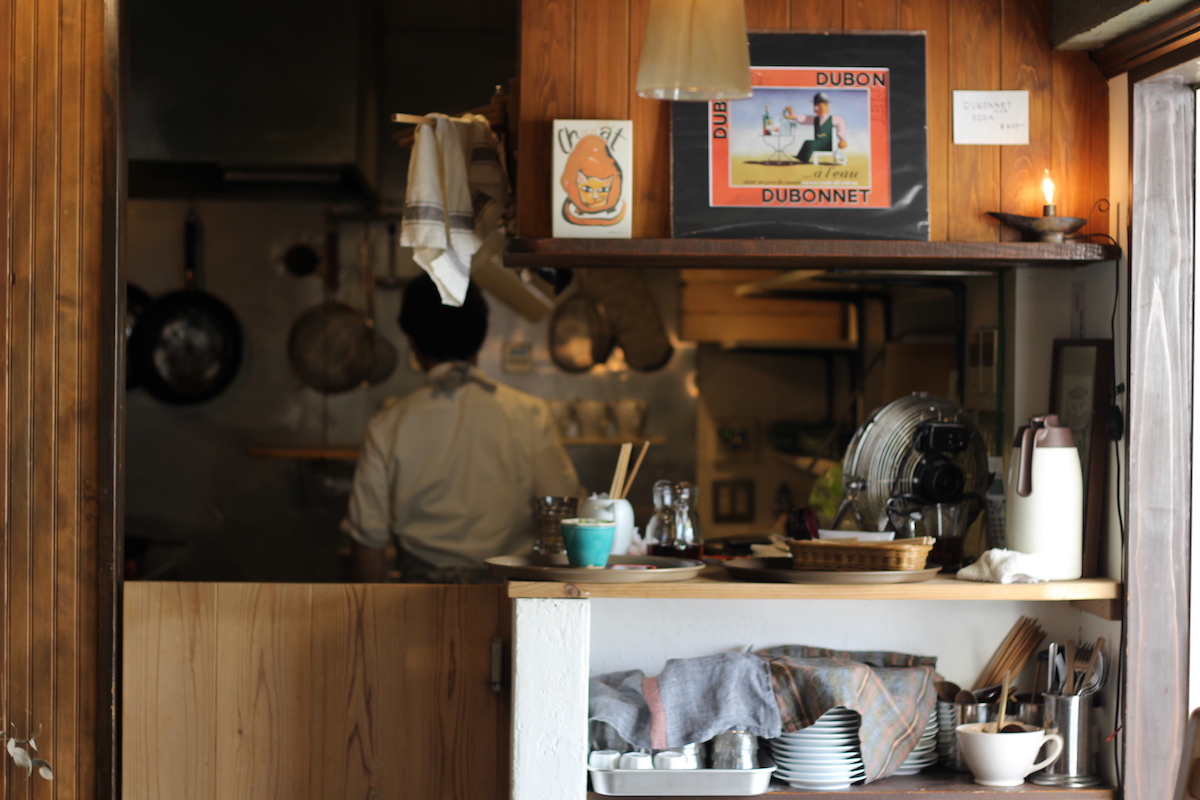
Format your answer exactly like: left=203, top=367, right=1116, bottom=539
left=580, top=269, right=673, bottom=371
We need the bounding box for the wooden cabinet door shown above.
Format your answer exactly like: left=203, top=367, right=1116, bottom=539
left=124, top=582, right=510, bottom=800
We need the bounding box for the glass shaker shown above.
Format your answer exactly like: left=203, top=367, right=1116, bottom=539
left=644, top=480, right=675, bottom=553
left=648, top=481, right=704, bottom=560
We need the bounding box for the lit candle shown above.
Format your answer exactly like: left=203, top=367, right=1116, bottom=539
left=1042, top=170, right=1057, bottom=217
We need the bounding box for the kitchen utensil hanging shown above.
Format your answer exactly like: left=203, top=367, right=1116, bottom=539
left=125, top=282, right=153, bottom=390
left=287, top=227, right=376, bottom=393
left=129, top=211, right=243, bottom=404
left=548, top=287, right=613, bottom=372
left=360, top=229, right=397, bottom=384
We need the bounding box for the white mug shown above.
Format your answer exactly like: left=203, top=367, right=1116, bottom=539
left=578, top=496, right=635, bottom=555
left=613, top=398, right=648, bottom=438
left=573, top=400, right=610, bottom=438
left=618, top=752, right=654, bottom=770
left=588, top=749, right=622, bottom=770
left=956, top=722, right=1064, bottom=786
left=653, top=751, right=688, bottom=769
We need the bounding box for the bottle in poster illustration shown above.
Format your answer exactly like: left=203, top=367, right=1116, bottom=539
left=551, top=120, right=633, bottom=238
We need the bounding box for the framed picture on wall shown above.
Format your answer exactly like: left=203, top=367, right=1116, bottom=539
left=671, top=32, right=928, bottom=240
left=1049, top=338, right=1113, bottom=578
left=551, top=119, right=633, bottom=238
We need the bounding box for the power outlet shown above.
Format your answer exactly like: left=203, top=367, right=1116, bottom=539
left=713, top=479, right=755, bottom=523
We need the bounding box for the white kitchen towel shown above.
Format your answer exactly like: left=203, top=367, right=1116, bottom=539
left=956, top=548, right=1054, bottom=584
left=401, top=113, right=508, bottom=305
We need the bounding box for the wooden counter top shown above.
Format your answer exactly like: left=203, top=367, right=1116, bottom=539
left=506, top=566, right=1122, bottom=606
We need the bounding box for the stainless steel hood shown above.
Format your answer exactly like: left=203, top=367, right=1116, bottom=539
left=128, top=0, right=379, bottom=201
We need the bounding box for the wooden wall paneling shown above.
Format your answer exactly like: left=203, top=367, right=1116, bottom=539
left=576, top=0, right=630, bottom=120
left=516, top=0, right=575, bottom=237
left=1051, top=52, right=1106, bottom=238
left=899, top=0, right=949, bottom=241
left=214, top=584, right=314, bottom=800
left=791, top=0, right=843, bottom=31
left=1086, top=66, right=1110, bottom=239
left=745, top=0, right=789, bottom=29
left=385, top=585, right=507, bottom=800
left=845, top=0, right=896, bottom=30
left=947, top=0, right=1002, bottom=242
left=123, top=584, right=218, bottom=800
left=998, top=0, right=1052, bottom=240
left=629, top=0, right=671, bottom=237
left=309, top=584, right=388, bottom=799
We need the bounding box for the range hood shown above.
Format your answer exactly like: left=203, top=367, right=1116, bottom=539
left=128, top=0, right=379, bottom=201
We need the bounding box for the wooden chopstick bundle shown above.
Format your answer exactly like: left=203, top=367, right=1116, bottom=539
left=608, top=442, right=632, bottom=499
left=619, top=441, right=650, bottom=500
left=974, top=616, right=1046, bottom=691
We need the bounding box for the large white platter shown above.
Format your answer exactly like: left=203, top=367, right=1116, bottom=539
left=487, top=554, right=704, bottom=583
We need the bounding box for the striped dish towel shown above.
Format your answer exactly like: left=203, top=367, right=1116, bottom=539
left=757, top=645, right=938, bottom=783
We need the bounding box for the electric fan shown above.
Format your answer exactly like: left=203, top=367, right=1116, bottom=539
left=835, top=393, right=989, bottom=535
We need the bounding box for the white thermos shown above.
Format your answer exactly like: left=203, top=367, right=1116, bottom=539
left=1005, top=414, right=1083, bottom=580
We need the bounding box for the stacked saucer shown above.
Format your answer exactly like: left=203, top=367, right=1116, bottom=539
left=766, top=708, right=865, bottom=791
left=892, top=708, right=938, bottom=776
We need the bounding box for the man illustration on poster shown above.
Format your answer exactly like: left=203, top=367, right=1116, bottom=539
left=783, top=92, right=848, bottom=164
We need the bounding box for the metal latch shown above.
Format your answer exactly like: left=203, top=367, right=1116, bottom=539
left=491, top=636, right=505, bottom=693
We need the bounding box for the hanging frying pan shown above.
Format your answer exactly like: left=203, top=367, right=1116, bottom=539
left=287, top=227, right=376, bottom=393
left=363, top=229, right=397, bottom=385
left=548, top=288, right=614, bottom=373
left=125, top=283, right=153, bottom=389
left=130, top=212, right=243, bottom=404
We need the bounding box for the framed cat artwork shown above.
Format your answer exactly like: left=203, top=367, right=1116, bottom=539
left=552, top=119, right=633, bottom=238
left=671, top=33, right=928, bottom=240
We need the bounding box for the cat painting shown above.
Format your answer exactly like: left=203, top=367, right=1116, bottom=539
left=552, top=120, right=633, bottom=238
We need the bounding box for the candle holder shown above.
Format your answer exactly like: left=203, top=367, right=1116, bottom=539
left=986, top=212, right=1086, bottom=244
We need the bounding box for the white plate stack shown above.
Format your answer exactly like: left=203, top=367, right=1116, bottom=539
left=892, top=709, right=939, bottom=776
left=766, top=708, right=865, bottom=791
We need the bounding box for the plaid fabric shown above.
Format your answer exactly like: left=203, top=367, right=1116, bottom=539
left=756, top=646, right=938, bottom=783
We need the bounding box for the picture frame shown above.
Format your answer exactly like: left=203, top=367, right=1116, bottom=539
left=1048, top=339, right=1113, bottom=578
left=671, top=32, right=929, bottom=240
left=551, top=119, right=633, bottom=238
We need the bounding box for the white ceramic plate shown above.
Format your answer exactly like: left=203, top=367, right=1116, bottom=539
left=775, top=765, right=865, bottom=780
left=768, top=742, right=858, bottom=755
left=773, top=753, right=863, bottom=766
left=784, top=777, right=859, bottom=790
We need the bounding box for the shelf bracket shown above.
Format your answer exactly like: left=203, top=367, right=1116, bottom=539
left=1071, top=598, right=1122, bottom=621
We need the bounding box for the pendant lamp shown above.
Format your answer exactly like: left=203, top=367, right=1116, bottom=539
left=635, top=0, right=752, bottom=101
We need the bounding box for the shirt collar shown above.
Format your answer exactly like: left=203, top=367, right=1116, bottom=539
left=427, top=361, right=497, bottom=398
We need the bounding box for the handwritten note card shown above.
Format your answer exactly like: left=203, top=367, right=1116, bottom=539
left=953, top=90, right=1030, bottom=145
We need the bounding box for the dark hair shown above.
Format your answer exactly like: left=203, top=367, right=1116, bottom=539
left=398, top=273, right=489, bottom=362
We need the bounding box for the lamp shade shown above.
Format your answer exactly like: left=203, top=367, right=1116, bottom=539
left=635, top=0, right=752, bottom=101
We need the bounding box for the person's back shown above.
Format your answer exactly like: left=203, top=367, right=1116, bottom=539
left=342, top=275, right=581, bottom=582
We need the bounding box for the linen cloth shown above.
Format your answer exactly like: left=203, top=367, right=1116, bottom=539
left=588, top=652, right=781, bottom=750
left=401, top=113, right=508, bottom=306
left=757, top=645, right=938, bottom=783
left=341, top=363, right=582, bottom=568
left=956, top=548, right=1054, bottom=584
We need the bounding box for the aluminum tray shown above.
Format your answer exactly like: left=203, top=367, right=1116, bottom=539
left=724, top=557, right=941, bottom=584
left=588, top=758, right=776, bottom=796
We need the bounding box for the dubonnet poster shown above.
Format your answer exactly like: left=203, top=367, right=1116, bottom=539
left=672, top=33, right=928, bottom=240
left=551, top=119, right=633, bottom=238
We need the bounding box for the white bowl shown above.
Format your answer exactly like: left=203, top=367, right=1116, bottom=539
left=818, top=529, right=896, bottom=541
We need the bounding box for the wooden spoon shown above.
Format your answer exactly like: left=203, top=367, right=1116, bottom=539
left=954, top=689, right=978, bottom=705
left=935, top=680, right=962, bottom=702
left=1079, top=637, right=1106, bottom=694
left=996, top=672, right=1010, bottom=731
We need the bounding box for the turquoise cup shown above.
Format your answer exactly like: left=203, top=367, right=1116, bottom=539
left=560, top=518, right=616, bottom=568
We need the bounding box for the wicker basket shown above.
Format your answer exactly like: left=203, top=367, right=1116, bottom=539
left=785, top=537, right=935, bottom=571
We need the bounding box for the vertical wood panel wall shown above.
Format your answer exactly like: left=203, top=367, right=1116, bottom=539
left=516, top=0, right=1109, bottom=242
left=123, top=583, right=509, bottom=800
left=0, top=0, right=116, bottom=796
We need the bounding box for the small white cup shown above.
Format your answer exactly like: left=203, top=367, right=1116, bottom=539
left=956, top=722, right=1064, bottom=786
left=588, top=749, right=622, bottom=770
left=613, top=398, right=648, bottom=438
left=574, top=399, right=611, bottom=438
left=653, top=751, right=688, bottom=769
left=618, top=752, right=654, bottom=770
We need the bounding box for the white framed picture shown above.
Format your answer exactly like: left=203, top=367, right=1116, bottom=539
left=551, top=119, right=633, bottom=238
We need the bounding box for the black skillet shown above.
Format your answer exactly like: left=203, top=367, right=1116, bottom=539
left=130, top=212, right=243, bottom=404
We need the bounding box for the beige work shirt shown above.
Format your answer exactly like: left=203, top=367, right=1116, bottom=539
left=341, top=364, right=583, bottom=568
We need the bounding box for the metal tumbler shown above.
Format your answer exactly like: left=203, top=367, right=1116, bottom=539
left=940, top=702, right=998, bottom=772
left=710, top=729, right=759, bottom=770
left=1029, top=693, right=1102, bottom=787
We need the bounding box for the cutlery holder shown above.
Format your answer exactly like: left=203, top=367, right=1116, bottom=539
left=1029, top=693, right=1101, bottom=788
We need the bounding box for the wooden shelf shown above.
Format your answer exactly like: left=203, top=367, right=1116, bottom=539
left=587, top=771, right=1113, bottom=799
left=506, top=238, right=1122, bottom=271
left=506, top=566, right=1121, bottom=603
left=561, top=435, right=667, bottom=446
